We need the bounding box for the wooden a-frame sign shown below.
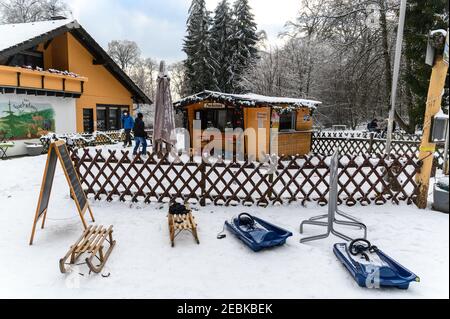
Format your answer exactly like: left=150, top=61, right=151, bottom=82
left=29, top=140, right=95, bottom=245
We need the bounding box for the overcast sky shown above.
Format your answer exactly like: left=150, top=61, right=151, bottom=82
left=69, top=0, right=300, bottom=63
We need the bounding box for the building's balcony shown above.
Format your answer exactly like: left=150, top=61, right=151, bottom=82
left=0, top=65, right=88, bottom=98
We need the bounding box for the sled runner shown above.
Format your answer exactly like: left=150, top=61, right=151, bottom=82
left=334, top=239, right=420, bottom=290
left=168, top=203, right=200, bottom=247
left=225, top=213, right=292, bottom=252
left=59, top=225, right=116, bottom=274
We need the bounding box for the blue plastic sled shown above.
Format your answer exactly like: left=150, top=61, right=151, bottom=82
left=334, top=240, right=420, bottom=290
left=225, top=213, right=293, bottom=252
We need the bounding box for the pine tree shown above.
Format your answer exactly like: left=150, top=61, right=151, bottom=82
left=210, top=0, right=234, bottom=92
left=403, top=0, right=448, bottom=132
left=183, top=0, right=217, bottom=94
left=230, top=0, right=259, bottom=93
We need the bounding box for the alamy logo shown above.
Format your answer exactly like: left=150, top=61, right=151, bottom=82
left=64, top=265, right=82, bottom=289
left=169, top=121, right=280, bottom=175
left=365, top=265, right=381, bottom=289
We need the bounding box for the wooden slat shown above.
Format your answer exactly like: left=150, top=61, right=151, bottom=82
left=88, top=228, right=108, bottom=252
left=75, top=225, right=100, bottom=253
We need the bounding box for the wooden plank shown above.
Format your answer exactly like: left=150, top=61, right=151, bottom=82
left=416, top=55, right=449, bottom=208
left=88, top=228, right=108, bottom=252
left=85, top=226, right=115, bottom=273
left=59, top=226, right=93, bottom=273
left=75, top=225, right=100, bottom=254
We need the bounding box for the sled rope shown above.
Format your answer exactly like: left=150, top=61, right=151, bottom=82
left=349, top=239, right=379, bottom=262
left=217, top=223, right=227, bottom=240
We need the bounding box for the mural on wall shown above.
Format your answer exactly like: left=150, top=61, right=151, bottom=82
left=0, top=98, right=55, bottom=140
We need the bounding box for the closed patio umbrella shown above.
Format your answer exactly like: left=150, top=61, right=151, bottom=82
left=153, top=61, right=176, bottom=153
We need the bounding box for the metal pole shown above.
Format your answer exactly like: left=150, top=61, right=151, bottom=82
left=300, top=149, right=367, bottom=243
left=385, top=0, right=408, bottom=156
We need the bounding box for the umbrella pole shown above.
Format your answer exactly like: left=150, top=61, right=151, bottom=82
left=155, top=140, right=161, bottom=154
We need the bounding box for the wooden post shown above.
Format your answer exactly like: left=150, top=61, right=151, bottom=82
left=368, top=132, right=374, bottom=154
left=416, top=55, right=449, bottom=209
left=199, top=162, right=206, bottom=207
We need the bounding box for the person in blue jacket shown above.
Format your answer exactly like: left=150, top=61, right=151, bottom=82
left=121, top=110, right=134, bottom=147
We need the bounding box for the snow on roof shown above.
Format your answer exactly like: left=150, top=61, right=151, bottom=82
left=174, top=90, right=322, bottom=109
left=0, top=19, right=78, bottom=52
left=230, top=92, right=322, bottom=108
left=430, top=29, right=447, bottom=37
left=435, top=109, right=449, bottom=119
left=0, top=19, right=152, bottom=104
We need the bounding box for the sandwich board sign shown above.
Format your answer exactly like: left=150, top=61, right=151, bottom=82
left=29, top=140, right=95, bottom=245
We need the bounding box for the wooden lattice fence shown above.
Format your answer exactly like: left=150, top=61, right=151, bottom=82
left=313, top=131, right=422, bottom=142
left=312, top=131, right=447, bottom=169
left=72, top=149, right=420, bottom=207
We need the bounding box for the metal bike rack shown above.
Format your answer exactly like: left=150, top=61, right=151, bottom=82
left=300, top=149, right=367, bottom=243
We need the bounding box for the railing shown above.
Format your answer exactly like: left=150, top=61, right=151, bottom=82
left=312, top=131, right=447, bottom=169
left=72, top=149, right=420, bottom=207
left=40, top=132, right=117, bottom=152
left=40, top=129, right=154, bottom=152
left=0, top=65, right=87, bottom=95
left=313, top=131, right=422, bottom=142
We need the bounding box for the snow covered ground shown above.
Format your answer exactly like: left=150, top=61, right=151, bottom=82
left=0, top=154, right=448, bottom=299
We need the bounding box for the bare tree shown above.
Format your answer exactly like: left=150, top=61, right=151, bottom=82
left=106, top=40, right=159, bottom=126
left=0, top=0, right=71, bottom=23
left=126, top=58, right=156, bottom=126
left=40, top=0, right=70, bottom=19
left=169, top=61, right=188, bottom=101
left=129, top=58, right=158, bottom=101
left=107, top=40, right=141, bottom=73
left=241, top=47, right=283, bottom=96
left=241, top=0, right=403, bottom=129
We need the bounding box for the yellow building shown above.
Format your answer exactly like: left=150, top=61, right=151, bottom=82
left=174, top=91, right=321, bottom=157
left=0, top=19, right=151, bottom=156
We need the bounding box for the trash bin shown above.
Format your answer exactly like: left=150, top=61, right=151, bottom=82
left=433, top=177, right=449, bottom=214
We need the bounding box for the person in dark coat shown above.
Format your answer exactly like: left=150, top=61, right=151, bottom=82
left=121, top=110, right=134, bottom=147
left=367, top=119, right=380, bottom=133
left=133, top=113, right=147, bottom=156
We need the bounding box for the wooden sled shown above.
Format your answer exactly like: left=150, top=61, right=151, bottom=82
left=59, top=225, right=116, bottom=274
left=168, top=205, right=200, bottom=247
